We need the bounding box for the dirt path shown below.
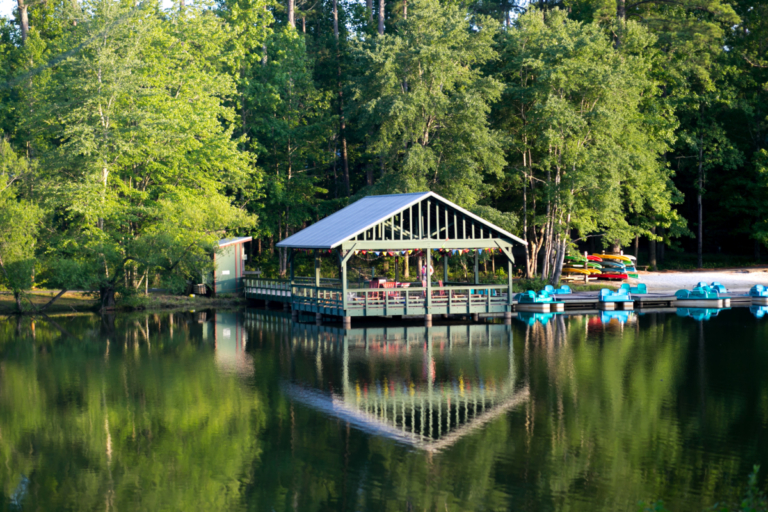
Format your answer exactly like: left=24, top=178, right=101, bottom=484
left=639, top=269, right=768, bottom=292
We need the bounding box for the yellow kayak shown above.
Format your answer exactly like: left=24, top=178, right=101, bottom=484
left=562, top=267, right=591, bottom=275
left=593, top=254, right=632, bottom=263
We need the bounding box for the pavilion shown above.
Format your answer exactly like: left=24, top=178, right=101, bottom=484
left=249, top=191, right=527, bottom=326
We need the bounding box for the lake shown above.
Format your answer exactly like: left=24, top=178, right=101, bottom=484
left=0, top=307, right=766, bottom=511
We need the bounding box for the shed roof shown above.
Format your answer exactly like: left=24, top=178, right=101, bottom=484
left=218, top=236, right=252, bottom=248
left=276, top=191, right=526, bottom=249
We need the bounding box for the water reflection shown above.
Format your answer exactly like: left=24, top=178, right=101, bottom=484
left=676, top=307, right=730, bottom=321
left=281, top=323, right=529, bottom=452
left=0, top=308, right=767, bottom=511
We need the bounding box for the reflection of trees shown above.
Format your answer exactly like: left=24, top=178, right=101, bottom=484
left=522, top=311, right=768, bottom=511
left=1, top=309, right=766, bottom=511
left=245, top=310, right=768, bottom=511
left=0, top=313, right=266, bottom=511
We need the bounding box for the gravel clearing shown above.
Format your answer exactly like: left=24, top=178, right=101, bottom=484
left=637, top=268, right=768, bottom=292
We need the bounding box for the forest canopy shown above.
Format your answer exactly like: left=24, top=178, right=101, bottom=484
left=0, top=0, right=766, bottom=306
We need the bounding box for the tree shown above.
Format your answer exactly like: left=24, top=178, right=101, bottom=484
left=494, top=10, right=681, bottom=281
left=243, top=27, right=333, bottom=275
left=0, top=139, right=42, bottom=312
left=22, top=0, right=261, bottom=307
left=353, top=0, right=505, bottom=209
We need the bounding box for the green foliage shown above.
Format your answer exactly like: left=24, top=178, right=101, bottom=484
left=353, top=0, right=505, bottom=208
left=494, top=9, right=684, bottom=279
left=0, top=139, right=42, bottom=308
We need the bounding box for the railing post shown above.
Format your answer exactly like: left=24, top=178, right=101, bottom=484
left=426, top=249, right=432, bottom=313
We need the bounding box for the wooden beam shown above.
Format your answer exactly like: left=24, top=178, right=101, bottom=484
left=340, top=239, right=514, bottom=251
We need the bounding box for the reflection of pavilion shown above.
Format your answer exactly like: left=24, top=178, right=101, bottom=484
left=283, top=322, right=529, bottom=452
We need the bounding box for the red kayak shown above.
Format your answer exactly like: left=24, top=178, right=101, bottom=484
left=587, top=255, right=602, bottom=262
left=597, top=273, right=628, bottom=280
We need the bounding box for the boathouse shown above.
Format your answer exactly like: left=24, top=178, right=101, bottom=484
left=210, top=237, right=251, bottom=295
left=247, top=192, right=526, bottom=326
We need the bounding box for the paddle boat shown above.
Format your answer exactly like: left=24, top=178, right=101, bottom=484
left=750, top=285, right=768, bottom=305
left=515, top=290, right=564, bottom=312
left=598, top=288, right=633, bottom=310
left=750, top=306, right=768, bottom=319
left=620, top=283, right=647, bottom=294
left=543, top=284, right=572, bottom=295
left=675, top=283, right=724, bottom=308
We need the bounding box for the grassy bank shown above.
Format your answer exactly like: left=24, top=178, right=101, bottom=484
left=118, top=293, right=246, bottom=311
left=0, top=290, right=246, bottom=314
left=0, top=290, right=99, bottom=314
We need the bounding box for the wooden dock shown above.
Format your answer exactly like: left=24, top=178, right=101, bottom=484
left=245, top=280, right=760, bottom=325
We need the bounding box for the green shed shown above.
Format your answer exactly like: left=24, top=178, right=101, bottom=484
left=210, top=237, right=251, bottom=295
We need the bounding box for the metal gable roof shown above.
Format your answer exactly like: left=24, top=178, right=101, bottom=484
left=218, top=236, right=252, bottom=248
left=276, top=191, right=526, bottom=249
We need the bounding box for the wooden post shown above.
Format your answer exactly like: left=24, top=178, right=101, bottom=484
left=426, top=249, right=432, bottom=311
left=314, top=250, right=321, bottom=288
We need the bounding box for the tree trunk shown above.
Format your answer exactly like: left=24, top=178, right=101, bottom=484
left=633, top=235, right=639, bottom=259
left=616, top=0, right=625, bottom=20
left=288, top=0, right=295, bottom=28
left=100, top=286, right=117, bottom=310
left=550, top=236, right=566, bottom=286
left=378, top=0, right=384, bottom=35
left=658, top=227, right=665, bottom=263
left=14, top=291, right=23, bottom=313
left=403, top=0, right=407, bottom=19
left=755, top=240, right=762, bottom=263
left=697, top=138, right=704, bottom=269
left=333, top=0, right=350, bottom=197
left=522, top=171, right=531, bottom=278
left=17, top=0, right=29, bottom=43
left=367, top=0, right=373, bottom=19
left=649, top=227, right=657, bottom=270
left=404, top=255, right=409, bottom=278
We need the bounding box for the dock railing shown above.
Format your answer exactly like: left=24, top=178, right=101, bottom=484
left=341, top=283, right=509, bottom=314
left=249, top=277, right=510, bottom=315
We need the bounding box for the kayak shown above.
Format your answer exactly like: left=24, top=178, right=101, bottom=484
left=587, top=255, right=603, bottom=262
left=597, top=273, right=629, bottom=280
left=587, top=262, right=602, bottom=269
left=594, top=254, right=632, bottom=263
left=565, top=255, right=587, bottom=263
left=601, top=261, right=627, bottom=270
left=562, top=267, right=591, bottom=275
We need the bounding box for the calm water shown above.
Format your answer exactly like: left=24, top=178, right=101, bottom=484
left=0, top=307, right=767, bottom=511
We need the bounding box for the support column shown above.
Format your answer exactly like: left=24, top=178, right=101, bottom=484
left=314, top=249, right=321, bottom=288
left=424, top=314, right=432, bottom=326
left=289, top=249, right=295, bottom=311
left=343, top=316, right=351, bottom=329
left=443, top=255, right=448, bottom=284
left=426, top=249, right=432, bottom=311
